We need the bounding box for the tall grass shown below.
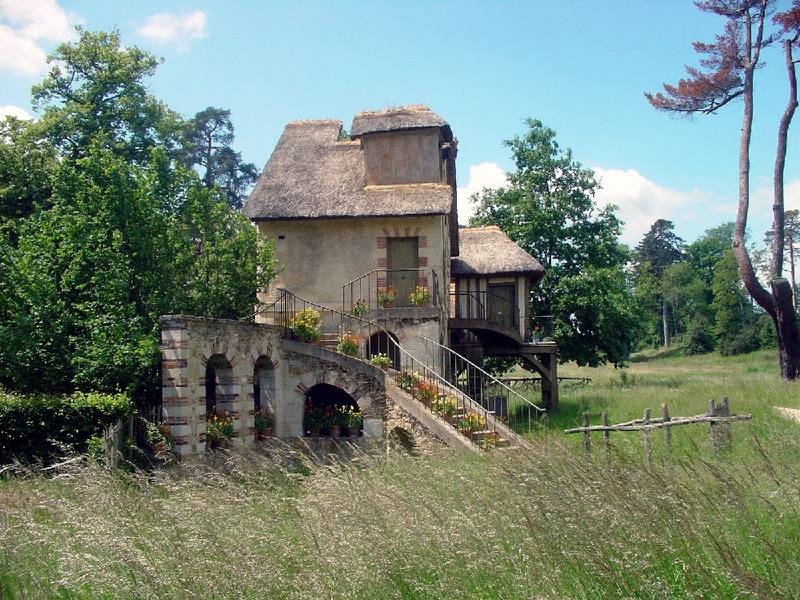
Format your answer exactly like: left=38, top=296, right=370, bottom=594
left=2, top=349, right=800, bottom=599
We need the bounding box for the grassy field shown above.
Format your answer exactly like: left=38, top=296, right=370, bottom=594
left=2, top=349, right=800, bottom=599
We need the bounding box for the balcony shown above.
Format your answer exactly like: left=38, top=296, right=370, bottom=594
left=343, top=268, right=442, bottom=315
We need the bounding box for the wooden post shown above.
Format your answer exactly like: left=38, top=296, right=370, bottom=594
left=719, top=397, right=732, bottom=452
left=661, top=403, right=671, bottom=456
left=602, top=411, right=610, bottom=458
left=708, top=399, right=718, bottom=457
left=643, top=408, right=652, bottom=463
left=582, top=412, right=591, bottom=455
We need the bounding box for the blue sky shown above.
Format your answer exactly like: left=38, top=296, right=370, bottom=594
left=1, top=0, right=797, bottom=245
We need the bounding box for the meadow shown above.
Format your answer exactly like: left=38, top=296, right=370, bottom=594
left=2, top=349, right=800, bottom=599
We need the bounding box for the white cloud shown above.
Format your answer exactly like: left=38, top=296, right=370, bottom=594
left=0, top=104, right=31, bottom=120
left=778, top=179, right=800, bottom=213
left=137, top=10, right=207, bottom=50
left=457, top=162, right=508, bottom=224
left=0, top=0, right=78, bottom=75
left=593, top=167, right=713, bottom=244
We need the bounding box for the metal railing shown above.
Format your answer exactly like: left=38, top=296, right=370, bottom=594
left=528, top=315, right=555, bottom=343
left=450, top=290, right=520, bottom=333
left=257, top=289, right=509, bottom=448
left=419, top=336, right=545, bottom=435
left=342, top=268, right=440, bottom=314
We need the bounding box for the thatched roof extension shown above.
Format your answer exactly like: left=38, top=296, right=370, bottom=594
left=452, top=226, right=544, bottom=279
left=244, top=118, right=452, bottom=221
left=351, top=105, right=452, bottom=139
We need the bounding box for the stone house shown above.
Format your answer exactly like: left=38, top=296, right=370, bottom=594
left=161, top=105, right=558, bottom=458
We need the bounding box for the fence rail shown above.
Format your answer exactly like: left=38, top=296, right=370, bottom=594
left=565, top=398, right=751, bottom=459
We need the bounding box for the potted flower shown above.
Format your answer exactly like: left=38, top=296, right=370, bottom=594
left=254, top=408, right=274, bottom=440
left=289, top=307, right=322, bottom=342
left=458, top=412, right=486, bottom=435
left=377, top=286, right=397, bottom=308
left=396, top=369, right=420, bottom=393
left=351, top=299, right=368, bottom=317
left=206, top=410, right=234, bottom=450
left=340, top=405, right=363, bottom=437
left=412, top=380, right=438, bottom=407
left=409, top=285, right=431, bottom=307
left=370, top=353, right=392, bottom=370
left=336, top=331, right=360, bottom=356
left=305, top=407, right=325, bottom=437
left=432, top=394, right=458, bottom=423
left=327, top=406, right=342, bottom=438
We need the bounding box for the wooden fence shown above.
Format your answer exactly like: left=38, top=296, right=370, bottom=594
left=564, top=398, right=752, bottom=460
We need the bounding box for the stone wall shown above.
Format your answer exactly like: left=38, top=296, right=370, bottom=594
left=160, top=315, right=457, bottom=459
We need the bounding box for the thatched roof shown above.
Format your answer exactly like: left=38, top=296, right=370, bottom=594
left=451, top=226, right=544, bottom=278
left=244, top=118, right=452, bottom=221
left=351, top=105, right=451, bottom=139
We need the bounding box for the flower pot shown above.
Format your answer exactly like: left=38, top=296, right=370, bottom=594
left=307, top=428, right=320, bottom=438
left=257, top=427, right=273, bottom=440
left=329, top=425, right=341, bottom=438
left=348, top=427, right=361, bottom=437
left=380, top=301, right=396, bottom=309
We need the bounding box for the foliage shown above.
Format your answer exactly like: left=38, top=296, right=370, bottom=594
left=680, top=315, right=716, bottom=356
left=687, top=222, right=734, bottom=286
left=339, top=405, right=363, bottom=429
left=0, top=30, right=276, bottom=398
left=0, top=390, right=132, bottom=464
left=369, top=353, right=391, bottom=368
left=712, top=250, right=749, bottom=355
left=457, top=412, right=485, bottom=434
left=289, top=308, right=321, bottom=343
left=431, top=394, right=458, bottom=418
left=553, top=268, right=643, bottom=367
left=179, top=107, right=258, bottom=209
left=31, top=28, right=182, bottom=165
left=351, top=299, right=368, bottom=317
left=412, top=380, right=439, bottom=405
left=205, top=411, right=234, bottom=446
left=470, top=118, right=631, bottom=366
left=336, top=332, right=360, bottom=356
left=409, top=285, right=431, bottom=306
left=376, top=286, right=397, bottom=307
left=254, top=409, right=274, bottom=435
left=396, top=370, right=420, bottom=392
left=634, top=219, right=684, bottom=277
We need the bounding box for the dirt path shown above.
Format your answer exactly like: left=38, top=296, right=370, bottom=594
left=775, top=406, right=800, bottom=422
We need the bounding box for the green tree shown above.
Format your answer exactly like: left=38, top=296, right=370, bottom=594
left=634, top=219, right=685, bottom=347
left=687, top=222, right=734, bottom=287
left=31, top=28, right=182, bottom=164
left=470, top=118, right=634, bottom=366
left=180, top=107, right=258, bottom=209
left=712, top=250, right=752, bottom=355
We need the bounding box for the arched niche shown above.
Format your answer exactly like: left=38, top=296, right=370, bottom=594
left=304, top=383, right=361, bottom=438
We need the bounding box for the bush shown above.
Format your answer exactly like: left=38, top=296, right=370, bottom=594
left=0, top=390, right=133, bottom=464
left=681, top=322, right=715, bottom=355
left=720, top=328, right=760, bottom=356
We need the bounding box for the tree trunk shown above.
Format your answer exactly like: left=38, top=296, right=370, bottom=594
left=772, top=279, right=800, bottom=379
left=662, top=296, right=670, bottom=348
left=789, top=240, right=797, bottom=308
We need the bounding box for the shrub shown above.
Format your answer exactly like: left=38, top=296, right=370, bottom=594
left=396, top=370, right=420, bottom=392
left=682, top=327, right=715, bottom=355
left=205, top=411, right=235, bottom=446
left=0, top=390, right=133, bottom=464
left=336, top=332, right=360, bottom=356
left=351, top=300, right=368, bottom=317
left=289, top=308, right=322, bottom=342
left=409, top=285, right=431, bottom=306
left=370, top=353, right=391, bottom=368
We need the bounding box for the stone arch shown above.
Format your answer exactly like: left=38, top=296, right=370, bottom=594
left=304, top=383, right=362, bottom=438
left=253, top=355, right=276, bottom=439
left=367, top=330, right=401, bottom=370
left=205, top=354, right=235, bottom=416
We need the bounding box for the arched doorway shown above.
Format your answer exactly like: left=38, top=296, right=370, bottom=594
left=253, top=356, right=276, bottom=439
left=304, top=383, right=361, bottom=438
left=205, top=354, right=234, bottom=416
left=367, top=331, right=401, bottom=370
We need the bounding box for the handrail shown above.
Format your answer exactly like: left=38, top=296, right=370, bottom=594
left=451, top=289, right=520, bottom=333
left=259, top=288, right=506, bottom=447
left=420, top=336, right=545, bottom=414
left=343, top=268, right=439, bottom=313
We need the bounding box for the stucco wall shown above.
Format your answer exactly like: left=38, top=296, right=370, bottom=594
left=362, top=129, right=442, bottom=185
left=256, top=215, right=449, bottom=310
